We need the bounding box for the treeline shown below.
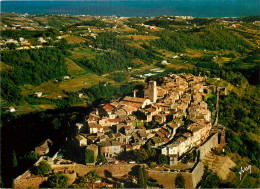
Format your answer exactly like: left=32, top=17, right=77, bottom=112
left=221, top=15, right=260, bottom=22
left=151, top=26, right=252, bottom=52
left=144, top=18, right=189, bottom=28
left=1, top=48, right=68, bottom=103
left=79, top=19, right=115, bottom=28
left=62, top=19, right=114, bottom=32
left=1, top=28, right=60, bottom=39
left=189, top=18, right=216, bottom=26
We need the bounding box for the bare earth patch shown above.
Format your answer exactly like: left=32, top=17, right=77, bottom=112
left=62, top=35, right=86, bottom=44
left=201, top=151, right=236, bottom=180
left=126, top=35, right=159, bottom=41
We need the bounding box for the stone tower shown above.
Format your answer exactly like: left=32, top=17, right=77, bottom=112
left=144, top=81, right=157, bottom=103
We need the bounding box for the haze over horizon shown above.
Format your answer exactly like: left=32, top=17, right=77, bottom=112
left=2, top=0, right=259, bottom=17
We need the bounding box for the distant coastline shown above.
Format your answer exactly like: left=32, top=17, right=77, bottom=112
left=2, top=0, right=260, bottom=17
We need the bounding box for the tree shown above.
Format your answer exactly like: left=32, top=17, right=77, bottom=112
left=145, top=146, right=156, bottom=158
left=52, top=118, right=62, bottom=130
left=73, top=176, right=89, bottom=188
left=134, top=148, right=149, bottom=162
left=200, top=166, right=220, bottom=188
left=148, top=162, right=157, bottom=168
left=47, top=172, right=68, bottom=188
left=86, top=170, right=100, bottom=187
left=157, top=154, right=168, bottom=165
left=97, top=154, right=107, bottom=163
left=138, top=165, right=148, bottom=188
left=142, top=166, right=148, bottom=186
left=7, top=43, right=16, bottom=50
left=30, top=161, right=51, bottom=175
left=85, top=149, right=94, bottom=164
left=24, top=151, right=39, bottom=162
left=12, top=151, right=18, bottom=169
left=175, top=173, right=185, bottom=188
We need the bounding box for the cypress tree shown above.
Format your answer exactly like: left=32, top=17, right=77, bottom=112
left=138, top=166, right=148, bottom=188
left=138, top=166, right=144, bottom=188
left=142, top=166, right=148, bottom=186
left=12, top=151, right=18, bottom=169
left=175, top=173, right=185, bottom=188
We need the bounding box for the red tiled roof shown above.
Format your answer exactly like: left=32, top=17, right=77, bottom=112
left=155, top=131, right=165, bottom=137
left=183, top=132, right=191, bottom=138
left=159, top=129, right=170, bottom=136
left=89, top=123, right=103, bottom=129
left=108, top=118, right=121, bottom=123
left=124, top=126, right=131, bottom=130
left=103, top=104, right=114, bottom=111
left=146, top=107, right=156, bottom=113
left=137, top=125, right=145, bottom=130
left=123, top=96, right=146, bottom=103
left=120, top=101, right=140, bottom=108
left=162, top=137, right=170, bottom=142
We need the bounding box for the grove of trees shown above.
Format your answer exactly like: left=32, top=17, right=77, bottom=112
left=46, top=172, right=69, bottom=188
left=30, top=161, right=52, bottom=176
left=1, top=48, right=68, bottom=103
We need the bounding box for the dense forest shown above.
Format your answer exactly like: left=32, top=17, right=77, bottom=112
left=1, top=48, right=68, bottom=103
left=74, top=52, right=134, bottom=75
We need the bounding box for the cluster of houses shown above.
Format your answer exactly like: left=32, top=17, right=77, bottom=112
left=74, top=73, right=215, bottom=164
left=0, top=36, right=56, bottom=50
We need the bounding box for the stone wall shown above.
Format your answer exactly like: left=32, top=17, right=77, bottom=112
left=191, top=162, right=204, bottom=187
left=198, top=132, right=218, bottom=158
left=14, top=177, right=48, bottom=188
left=15, top=161, right=205, bottom=188
left=75, top=163, right=139, bottom=177
left=148, top=162, right=204, bottom=188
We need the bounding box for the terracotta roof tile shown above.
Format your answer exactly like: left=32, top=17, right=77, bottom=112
left=155, top=131, right=165, bottom=137
left=123, top=96, right=146, bottom=103
left=103, top=104, right=114, bottom=111
left=108, top=118, right=121, bottom=123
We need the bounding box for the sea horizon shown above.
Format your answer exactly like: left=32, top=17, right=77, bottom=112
left=1, top=0, right=260, bottom=17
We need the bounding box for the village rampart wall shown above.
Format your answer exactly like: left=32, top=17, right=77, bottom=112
left=14, top=176, right=48, bottom=188
left=198, top=132, right=218, bottom=158
left=147, top=162, right=204, bottom=188
left=74, top=163, right=142, bottom=177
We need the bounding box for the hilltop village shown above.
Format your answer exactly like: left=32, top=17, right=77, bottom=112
left=14, top=73, right=226, bottom=188
left=78, top=73, right=214, bottom=163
